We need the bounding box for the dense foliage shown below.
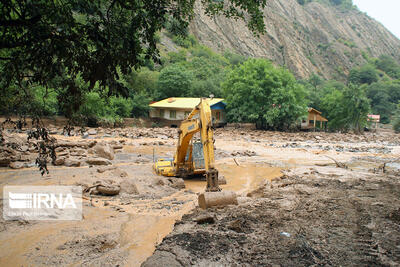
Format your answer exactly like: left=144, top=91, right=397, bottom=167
left=222, top=59, right=307, bottom=130
left=0, top=0, right=266, bottom=121
left=1, top=1, right=400, bottom=133
left=393, top=103, right=400, bottom=133
left=302, top=54, right=400, bottom=132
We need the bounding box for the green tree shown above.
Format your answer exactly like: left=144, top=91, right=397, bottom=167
left=393, top=102, right=400, bottom=133
left=130, top=92, right=151, bottom=118
left=0, top=0, right=267, bottom=118
left=375, top=55, right=400, bottom=79
left=125, top=67, right=160, bottom=98
left=157, top=64, right=193, bottom=99
left=222, top=58, right=307, bottom=130
left=366, top=82, right=395, bottom=124
left=322, top=84, right=370, bottom=133
left=348, top=64, right=379, bottom=85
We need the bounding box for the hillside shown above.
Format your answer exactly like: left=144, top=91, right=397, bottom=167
left=187, top=0, right=400, bottom=79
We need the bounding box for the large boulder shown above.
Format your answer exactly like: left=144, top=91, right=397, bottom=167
left=93, top=143, right=114, bottom=160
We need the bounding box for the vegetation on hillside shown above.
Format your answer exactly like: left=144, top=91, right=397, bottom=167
left=1, top=1, right=400, bottom=133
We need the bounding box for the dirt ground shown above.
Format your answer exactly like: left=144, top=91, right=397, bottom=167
left=0, top=125, right=399, bottom=266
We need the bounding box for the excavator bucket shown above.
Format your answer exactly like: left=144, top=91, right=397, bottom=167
left=198, top=190, right=238, bottom=209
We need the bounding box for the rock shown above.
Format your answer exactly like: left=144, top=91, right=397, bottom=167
left=53, top=157, right=65, bottom=166
left=120, top=180, right=139, bottom=194
left=64, top=158, right=81, bottom=167
left=57, top=151, right=69, bottom=157
left=70, top=148, right=86, bottom=157
left=57, top=141, right=97, bottom=149
left=195, top=214, right=215, bottom=224
left=88, top=129, right=97, bottom=135
left=315, top=135, right=322, bottom=140
left=142, top=251, right=183, bottom=267
left=55, top=147, right=65, bottom=152
left=20, top=145, right=29, bottom=152
left=93, top=143, right=114, bottom=160
left=85, top=157, right=112, bottom=166
left=96, top=184, right=120, bottom=196
left=218, top=175, right=227, bottom=185
left=82, top=132, right=89, bottom=139
left=97, top=166, right=117, bottom=173
left=0, top=157, right=11, bottom=167
left=168, top=178, right=185, bottom=189
left=9, top=162, right=25, bottom=169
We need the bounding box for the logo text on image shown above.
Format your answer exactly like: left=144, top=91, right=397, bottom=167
left=3, top=186, right=82, bottom=221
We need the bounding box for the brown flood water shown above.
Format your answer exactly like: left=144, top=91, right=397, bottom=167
left=0, top=163, right=280, bottom=267
left=114, top=163, right=282, bottom=267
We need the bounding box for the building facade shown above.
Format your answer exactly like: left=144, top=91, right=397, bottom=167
left=149, top=98, right=227, bottom=127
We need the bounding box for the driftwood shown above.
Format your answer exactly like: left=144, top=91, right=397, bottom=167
left=324, top=156, right=348, bottom=169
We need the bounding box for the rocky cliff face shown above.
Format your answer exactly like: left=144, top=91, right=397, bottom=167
left=189, top=0, right=400, bottom=79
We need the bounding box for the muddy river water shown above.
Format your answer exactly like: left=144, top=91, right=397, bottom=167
left=117, top=163, right=282, bottom=267
left=0, top=160, right=281, bottom=267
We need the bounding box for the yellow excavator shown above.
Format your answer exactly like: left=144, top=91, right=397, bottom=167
left=154, top=98, right=237, bottom=209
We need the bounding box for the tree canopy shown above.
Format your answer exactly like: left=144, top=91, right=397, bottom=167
left=222, top=58, right=307, bottom=130
left=0, top=0, right=266, bottom=118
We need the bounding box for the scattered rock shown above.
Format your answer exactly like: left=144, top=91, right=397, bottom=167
left=142, top=251, right=183, bottom=267
left=195, top=214, right=215, bottom=224
left=218, top=175, right=227, bottom=185
left=93, top=143, right=114, bottom=160
left=96, top=185, right=120, bottom=196
left=88, top=129, right=97, bottom=135
left=168, top=178, right=185, bottom=189
left=120, top=180, right=139, bottom=195
left=64, top=158, right=81, bottom=167
left=0, top=157, right=11, bottom=167
left=9, top=161, right=25, bottom=169
left=97, top=166, right=117, bottom=173
left=85, top=157, right=112, bottom=166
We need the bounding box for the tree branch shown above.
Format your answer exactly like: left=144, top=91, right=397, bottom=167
left=0, top=15, right=41, bottom=27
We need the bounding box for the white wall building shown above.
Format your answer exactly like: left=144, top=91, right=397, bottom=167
left=149, top=97, right=227, bottom=127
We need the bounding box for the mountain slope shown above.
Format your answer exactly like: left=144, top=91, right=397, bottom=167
left=188, top=0, right=400, bottom=79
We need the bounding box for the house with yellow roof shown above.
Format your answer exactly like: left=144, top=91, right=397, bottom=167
left=149, top=97, right=227, bottom=127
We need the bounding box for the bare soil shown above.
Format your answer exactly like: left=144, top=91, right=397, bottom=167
left=0, top=125, right=399, bottom=266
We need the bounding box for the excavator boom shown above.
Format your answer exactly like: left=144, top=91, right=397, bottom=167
left=153, top=98, right=237, bottom=208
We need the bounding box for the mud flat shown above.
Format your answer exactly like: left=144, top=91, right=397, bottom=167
left=0, top=126, right=399, bottom=266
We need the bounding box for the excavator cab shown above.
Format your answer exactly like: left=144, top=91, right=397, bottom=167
left=153, top=158, right=174, bottom=176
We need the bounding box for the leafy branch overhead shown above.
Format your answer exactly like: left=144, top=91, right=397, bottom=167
left=0, top=0, right=266, bottom=114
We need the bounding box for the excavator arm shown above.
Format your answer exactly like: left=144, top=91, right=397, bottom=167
left=173, top=98, right=221, bottom=191
left=153, top=97, right=237, bottom=208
